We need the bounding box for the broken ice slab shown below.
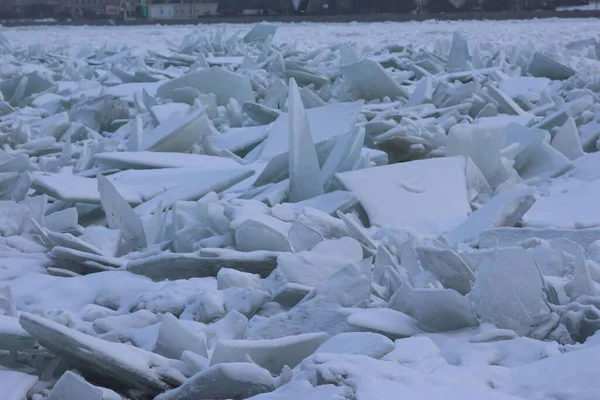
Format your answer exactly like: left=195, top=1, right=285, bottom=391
left=242, top=102, right=282, bottom=125
left=126, top=249, right=281, bottom=281
left=499, top=76, right=550, bottom=103
left=19, top=312, right=177, bottom=396
left=246, top=379, right=352, bottom=400
left=285, top=191, right=358, bottom=216
left=48, top=371, right=121, bottom=400
left=272, top=283, right=312, bottom=307
left=523, top=179, right=600, bottom=229
left=416, top=244, right=475, bottom=295
left=533, top=95, right=594, bottom=132
left=0, top=71, right=56, bottom=107
left=154, top=313, right=208, bottom=359
left=0, top=368, right=39, bottom=400
left=445, top=187, right=537, bottom=245
left=0, top=315, right=36, bottom=351
left=142, top=111, right=209, bottom=153
left=210, top=332, right=328, bottom=374
left=389, top=285, right=479, bottom=332
left=273, top=237, right=363, bottom=291
left=133, top=168, right=253, bottom=216
left=69, top=94, right=128, bottom=133
left=468, top=247, right=550, bottom=336
left=235, top=214, right=292, bottom=252
left=502, top=124, right=549, bottom=171
left=446, top=123, right=505, bottom=186
left=257, top=100, right=363, bottom=161
left=244, top=23, right=278, bottom=43
left=485, top=84, right=528, bottom=116
left=0, top=201, right=29, bottom=237
left=32, top=171, right=144, bottom=205
left=157, top=67, right=254, bottom=107
left=315, top=331, right=394, bottom=360
left=518, top=141, right=573, bottom=183
left=526, top=52, right=576, bottom=80
left=155, top=363, right=276, bottom=400
left=106, top=81, right=163, bottom=103
left=214, top=125, right=270, bottom=154
left=285, top=62, right=330, bottom=87
left=334, top=156, right=474, bottom=234
left=480, top=226, right=600, bottom=249
left=150, top=103, right=191, bottom=124
left=346, top=308, right=420, bottom=339
left=474, top=114, right=533, bottom=129
left=98, top=174, right=147, bottom=254
left=342, top=59, right=409, bottom=101
left=94, top=151, right=243, bottom=170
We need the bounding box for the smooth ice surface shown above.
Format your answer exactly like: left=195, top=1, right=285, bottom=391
left=335, top=156, right=471, bottom=233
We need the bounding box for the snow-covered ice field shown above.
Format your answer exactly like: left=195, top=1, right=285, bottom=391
left=2, top=18, right=600, bottom=399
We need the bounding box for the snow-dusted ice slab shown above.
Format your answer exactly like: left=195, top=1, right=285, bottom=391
left=94, top=151, right=243, bottom=170
left=157, top=67, right=254, bottom=106
left=211, top=332, right=328, bottom=374
left=155, top=363, right=275, bottom=400
left=48, top=371, right=121, bottom=400
left=0, top=368, right=39, bottom=400
left=133, top=168, right=253, bottom=215
left=524, top=179, right=600, bottom=228
left=334, top=156, right=472, bottom=234
left=127, top=249, right=281, bottom=280
left=19, top=313, right=176, bottom=396
left=446, top=187, right=537, bottom=244
left=32, top=171, right=144, bottom=205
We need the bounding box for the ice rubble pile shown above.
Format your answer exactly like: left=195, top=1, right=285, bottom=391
left=1, top=23, right=600, bottom=399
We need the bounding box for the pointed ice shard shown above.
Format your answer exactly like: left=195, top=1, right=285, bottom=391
left=287, top=78, right=324, bottom=203
left=127, top=115, right=143, bottom=152
left=446, top=32, right=471, bottom=72
left=97, top=174, right=147, bottom=253
left=551, top=117, right=584, bottom=161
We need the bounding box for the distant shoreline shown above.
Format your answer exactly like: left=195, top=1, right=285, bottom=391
left=2, top=9, right=600, bottom=27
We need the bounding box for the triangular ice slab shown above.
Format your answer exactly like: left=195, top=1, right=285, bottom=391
left=257, top=100, right=363, bottom=161
left=142, top=111, right=208, bottom=153
left=98, top=174, right=148, bottom=253
left=342, top=59, right=409, bottom=101
left=287, top=78, right=324, bottom=203
left=334, top=156, right=472, bottom=234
